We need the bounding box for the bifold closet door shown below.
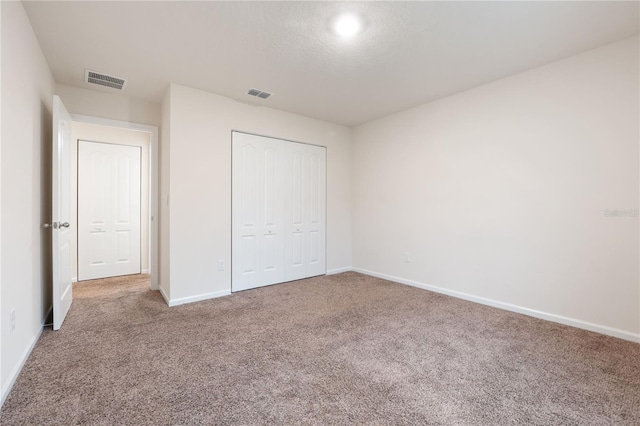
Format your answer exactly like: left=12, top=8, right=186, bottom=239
left=284, top=143, right=326, bottom=281
left=232, top=132, right=326, bottom=292
left=232, top=132, right=286, bottom=291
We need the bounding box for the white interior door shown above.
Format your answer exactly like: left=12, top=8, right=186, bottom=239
left=304, top=144, right=327, bottom=278
left=284, top=143, right=307, bottom=281
left=232, top=132, right=285, bottom=291
left=232, top=131, right=326, bottom=292
left=78, top=141, right=141, bottom=281
left=284, top=143, right=326, bottom=281
left=52, top=95, right=73, bottom=330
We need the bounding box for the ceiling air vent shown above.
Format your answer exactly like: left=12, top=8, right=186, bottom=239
left=85, top=69, right=127, bottom=91
left=247, top=88, right=272, bottom=99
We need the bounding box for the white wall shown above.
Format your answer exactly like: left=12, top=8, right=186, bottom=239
left=352, top=36, right=640, bottom=341
left=159, top=89, right=171, bottom=300
left=56, top=84, right=160, bottom=127
left=70, top=122, right=151, bottom=280
left=0, top=0, right=4, bottom=398
left=1, top=1, right=55, bottom=403
left=163, top=84, right=352, bottom=304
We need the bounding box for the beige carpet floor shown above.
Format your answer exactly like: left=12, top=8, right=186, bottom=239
left=1, top=272, right=639, bottom=425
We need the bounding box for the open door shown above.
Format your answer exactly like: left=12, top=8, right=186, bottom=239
left=51, top=95, right=73, bottom=330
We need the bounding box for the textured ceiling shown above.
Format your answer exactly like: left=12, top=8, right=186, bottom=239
left=23, top=1, right=639, bottom=126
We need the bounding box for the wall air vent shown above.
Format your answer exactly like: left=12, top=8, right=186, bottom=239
left=84, top=69, right=127, bottom=91
left=246, top=88, right=272, bottom=99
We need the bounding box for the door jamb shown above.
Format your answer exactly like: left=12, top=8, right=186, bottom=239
left=71, top=114, right=159, bottom=290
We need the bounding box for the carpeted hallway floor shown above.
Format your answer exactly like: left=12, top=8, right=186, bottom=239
left=1, top=272, right=639, bottom=425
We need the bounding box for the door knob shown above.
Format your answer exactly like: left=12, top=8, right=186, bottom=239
left=59, top=222, right=70, bottom=228
left=43, top=223, right=52, bottom=229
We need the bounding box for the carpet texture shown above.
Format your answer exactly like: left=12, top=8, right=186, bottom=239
left=1, top=272, right=639, bottom=425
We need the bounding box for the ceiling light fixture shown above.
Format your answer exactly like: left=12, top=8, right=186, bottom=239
left=332, top=13, right=363, bottom=38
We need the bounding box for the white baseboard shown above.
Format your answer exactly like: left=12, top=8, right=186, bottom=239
left=1, top=327, right=43, bottom=407
left=326, top=266, right=353, bottom=275
left=159, top=286, right=170, bottom=306
left=142, top=269, right=150, bottom=274
left=353, top=267, right=640, bottom=344
left=166, top=289, right=231, bottom=307
left=72, top=276, right=78, bottom=283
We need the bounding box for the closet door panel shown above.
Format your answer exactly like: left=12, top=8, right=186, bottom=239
left=232, top=132, right=285, bottom=291
left=260, top=138, right=285, bottom=285
left=306, top=145, right=326, bottom=277
left=241, top=144, right=258, bottom=228
left=232, top=135, right=262, bottom=290
left=240, top=235, right=258, bottom=274
left=284, top=143, right=308, bottom=282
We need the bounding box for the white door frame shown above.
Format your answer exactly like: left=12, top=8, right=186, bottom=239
left=71, top=114, right=159, bottom=290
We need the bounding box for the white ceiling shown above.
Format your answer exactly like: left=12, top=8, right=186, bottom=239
left=23, top=1, right=639, bottom=127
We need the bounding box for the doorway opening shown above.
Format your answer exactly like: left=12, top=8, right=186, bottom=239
left=73, top=274, right=152, bottom=300
left=70, top=115, right=159, bottom=291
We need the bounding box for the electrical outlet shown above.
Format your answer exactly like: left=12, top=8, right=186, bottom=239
left=10, top=310, right=16, bottom=332
left=217, top=259, right=225, bottom=271
left=403, top=252, right=411, bottom=263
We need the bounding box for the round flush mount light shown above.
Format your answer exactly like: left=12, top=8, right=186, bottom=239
left=332, top=13, right=363, bottom=37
